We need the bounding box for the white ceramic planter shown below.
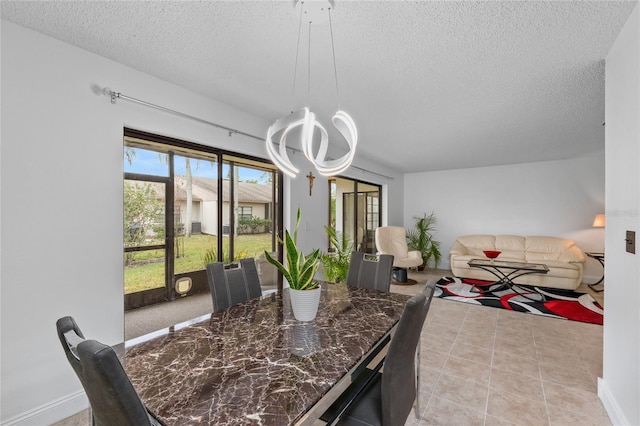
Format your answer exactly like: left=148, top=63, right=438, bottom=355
left=289, top=286, right=321, bottom=322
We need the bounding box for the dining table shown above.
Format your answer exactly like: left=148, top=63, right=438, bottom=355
left=123, top=282, right=411, bottom=425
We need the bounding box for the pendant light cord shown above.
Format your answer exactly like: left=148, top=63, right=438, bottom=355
left=307, top=21, right=312, bottom=106
left=290, top=3, right=305, bottom=113
left=328, top=7, right=341, bottom=110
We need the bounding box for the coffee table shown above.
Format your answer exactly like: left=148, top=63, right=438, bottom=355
left=586, top=252, right=605, bottom=292
left=467, top=258, right=549, bottom=301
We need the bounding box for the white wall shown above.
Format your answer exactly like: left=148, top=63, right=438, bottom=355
left=601, top=4, right=640, bottom=425
left=0, top=21, right=403, bottom=424
left=404, top=153, right=606, bottom=279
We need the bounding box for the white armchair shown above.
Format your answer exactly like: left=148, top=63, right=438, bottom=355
left=375, top=226, right=423, bottom=284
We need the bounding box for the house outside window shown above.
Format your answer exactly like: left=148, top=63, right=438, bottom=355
left=238, top=206, right=253, bottom=220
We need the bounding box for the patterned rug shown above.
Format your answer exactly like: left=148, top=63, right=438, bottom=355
left=435, top=276, right=603, bottom=325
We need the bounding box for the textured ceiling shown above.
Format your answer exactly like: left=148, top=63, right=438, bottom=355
left=2, top=1, right=637, bottom=173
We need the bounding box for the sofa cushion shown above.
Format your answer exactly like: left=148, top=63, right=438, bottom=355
left=455, top=235, right=496, bottom=257
left=495, top=235, right=526, bottom=260
left=525, top=236, right=574, bottom=262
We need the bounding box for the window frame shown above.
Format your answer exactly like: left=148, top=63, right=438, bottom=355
left=123, top=128, right=284, bottom=310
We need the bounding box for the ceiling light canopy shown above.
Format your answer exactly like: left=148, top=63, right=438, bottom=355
left=266, top=0, right=357, bottom=178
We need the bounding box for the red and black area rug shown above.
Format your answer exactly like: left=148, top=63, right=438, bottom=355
left=435, top=276, right=603, bottom=325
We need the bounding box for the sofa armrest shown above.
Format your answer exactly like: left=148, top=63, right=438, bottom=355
left=559, top=246, right=586, bottom=263
left=449, top=241, right=468, bottom=256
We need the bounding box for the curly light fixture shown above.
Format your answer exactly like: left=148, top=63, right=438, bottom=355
left=266, top=1, right=357, bottom=178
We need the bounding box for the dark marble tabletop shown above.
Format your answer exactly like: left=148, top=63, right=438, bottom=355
left=124, top=282, right=410, bottom=425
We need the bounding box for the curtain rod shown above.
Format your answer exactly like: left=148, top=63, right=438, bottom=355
left=100, top=86, right=393, bottom=180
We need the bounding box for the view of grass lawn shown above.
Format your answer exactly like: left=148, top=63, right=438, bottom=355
left=125, top=233, right=273, bottom=293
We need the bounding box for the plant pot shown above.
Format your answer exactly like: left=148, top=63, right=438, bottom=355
left=289, top=286, right=321, bottom=322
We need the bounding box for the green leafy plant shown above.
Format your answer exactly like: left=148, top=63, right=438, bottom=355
left=264, top=208, right=321, bottom=290
left=406, top=212, right=442, bottom=269
left=238, top=216, right=272, bottom=234
left=202, top=246, right=249, bottom=268
left=321, top=226, right=354, bottom=283
left=124, top=181, right=163, bottom=265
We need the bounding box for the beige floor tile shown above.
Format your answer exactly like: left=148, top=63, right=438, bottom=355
left=492, top=349, right=541, bottom=378
left=421, top=396, right=485, bottom=426
left=484, top=414, right=520, bottom=425
left=494, top=336, right=538, bottom=361
left=543, top=380, right=609, bottom=420
left=442, top=355, right=492, bottom=385
left=403, top=410, right=424, bottom=426
left=535, top=344, right=577, bottom=366
left=465, top=306, right=500, bottom=322
left=417, top=367, right=441, bottom=409
left=425, top=314, right=465, bottom=334
left=539, top=361, right=597, bottom=393
left=456, top=328, right=496, bottom=349
left=418, top=347, right=449, bottom=371
left=432, top=372, right=489, bottom=412
left=547, top=402, right=612, bottom=426
left=449, top=340, right=494, bottom=365
left=576, top=341, right=604, bottom=363
left=532, top=323, right=576, bottom=341
left=533, top=333, right=578, bottom=352
left=581, top=357, right=603, bottom=386
left=486, top=388, right=549, bottom=426
left=430, top=302, right=468, bottom=317
left=422, top=325, right=458, bottom=348
left=495, top=326, right=535, bottom=345
left=53, top=410, right=91, bottom=426
left=462, top=319, right=499, bottom=335
left=489, top=367, right=545, bottom=402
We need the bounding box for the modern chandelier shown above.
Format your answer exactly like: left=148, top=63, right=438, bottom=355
left=266, top=1, right=357, bottom=178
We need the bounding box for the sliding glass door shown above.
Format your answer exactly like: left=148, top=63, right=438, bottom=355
left=124, top=129, right=281, bottom=310
left=329, top=177, right=381, bottom=254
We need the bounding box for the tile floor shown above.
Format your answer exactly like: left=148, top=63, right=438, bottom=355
left=404, top=280, right=608, bottom=425
left=56, top=270, right=609, bottom=426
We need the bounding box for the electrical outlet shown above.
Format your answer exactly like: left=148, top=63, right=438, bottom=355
left=626, top=230, right=636, bottom=254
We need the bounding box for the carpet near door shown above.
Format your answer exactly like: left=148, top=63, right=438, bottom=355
left=435, top=276, right=603, bottom=325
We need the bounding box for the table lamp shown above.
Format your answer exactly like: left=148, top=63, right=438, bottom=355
left=593, top=214, right=606, bottom=227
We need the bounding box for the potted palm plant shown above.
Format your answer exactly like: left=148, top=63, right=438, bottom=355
left=264, top=208, right=322, bottom=321
left=406, top=212, right=442, bottom=270
left=321, top=226, right=354, bottom=283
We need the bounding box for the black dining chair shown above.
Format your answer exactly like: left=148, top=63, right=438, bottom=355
left=55, top=316, right=161, bottom=426
left=206, top=257, right=262, bottom=312
left=325, top=280, right=437, bottom=426
left=346, top=252, right=394, bottom=292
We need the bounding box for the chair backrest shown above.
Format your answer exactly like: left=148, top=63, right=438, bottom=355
left=206, top=257, right=262, bottom=312
left=56, top=316, right=85, bottom=380
left=346, top=252, right=394, bottom=292
left=380, top=280, right=436, bottom=426
left=375, top=226, right=409, bottom=259
left=56, top=316, right=152, bottom=426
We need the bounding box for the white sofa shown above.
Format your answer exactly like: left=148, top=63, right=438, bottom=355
left=449, top=235, right=586, bottom=290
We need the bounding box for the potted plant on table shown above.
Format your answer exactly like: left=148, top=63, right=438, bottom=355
left=406, top=212, right=442, bottom=270
left=264, top=208, right=322, bottom=321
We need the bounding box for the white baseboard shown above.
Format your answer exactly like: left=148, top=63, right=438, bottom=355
left=598, top=377, right=629, bottom=426
left=1, top=390, right=88, bottom=426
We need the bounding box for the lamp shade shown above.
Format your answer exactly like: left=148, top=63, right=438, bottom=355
left=593, top=214, right=605, bottom=227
